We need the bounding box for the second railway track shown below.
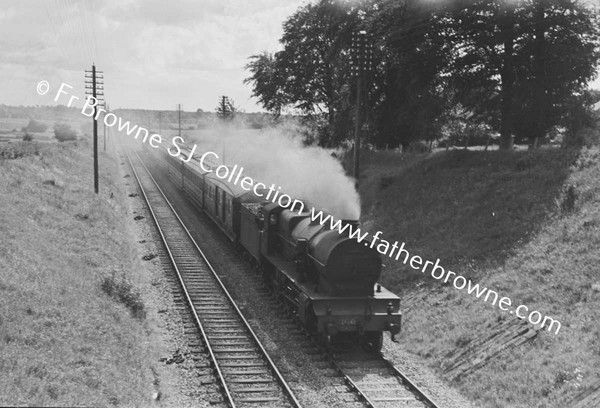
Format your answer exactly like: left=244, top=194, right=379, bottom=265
left=126, top=151, right=302, bottom=408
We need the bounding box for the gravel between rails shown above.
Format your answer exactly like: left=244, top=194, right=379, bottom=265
left=139, top=150, right=478, bottom=408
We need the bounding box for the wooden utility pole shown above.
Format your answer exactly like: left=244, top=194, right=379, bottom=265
left=103, top=117, right=106, bottom=152
left=177, top=104, right=182, bottom=139
left=221, top=96, right=228, bottom=117
left=218, top=96, right=233, bottom=120
left=350, top=31, right=372, bottom=188
left=85, top=64, right=104, bottom=194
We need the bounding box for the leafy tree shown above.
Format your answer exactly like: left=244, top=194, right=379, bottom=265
left=366, top=0, right=449, bottom=148
left=244, top=52, right=289, bottom=116
left=438, top=0, right=600, bottom=149
left=245, top=0, right=363, bottom=145
left=244, top=0, right=599, bottom=149
left=513, top=0, right=600, bottom=147
left=435, top=0, right=528, bottom=149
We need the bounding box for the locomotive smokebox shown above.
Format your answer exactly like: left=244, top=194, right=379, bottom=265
left=309, top=230, right=382, bottom=296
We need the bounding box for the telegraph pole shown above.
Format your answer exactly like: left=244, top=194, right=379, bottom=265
left=218, top=96, right=233, bottom=120
left=85, top=64, right=104, bottom=194
left=350, top=30, right=373, bottom=187
left=177, top=104, right=182, bottom=139
left=103, top=104, right=108, bottom=152
left=222, top=96, right=228, bottom=117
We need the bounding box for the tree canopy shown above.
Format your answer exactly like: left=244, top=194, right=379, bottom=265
left=245, top=0, right=600, bottom=149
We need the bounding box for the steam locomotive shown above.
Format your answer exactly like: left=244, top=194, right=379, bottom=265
left=160, top=147, right=401, bottom=351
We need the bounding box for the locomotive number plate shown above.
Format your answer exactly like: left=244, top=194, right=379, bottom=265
left=339, top=319, right=356, bottom=327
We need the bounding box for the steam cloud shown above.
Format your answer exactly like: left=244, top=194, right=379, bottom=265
left=188, top=122, right=361, bottom=220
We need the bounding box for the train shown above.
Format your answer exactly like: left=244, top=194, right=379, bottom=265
left=159, top=146, right=401, bottom=351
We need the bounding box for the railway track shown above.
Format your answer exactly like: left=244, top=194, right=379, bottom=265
left=126, top=151, right=302, bottom=408
left=330, top=347, right=441, bottom=408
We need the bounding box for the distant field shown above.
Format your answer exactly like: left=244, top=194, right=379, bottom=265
left=0, top=117, right=90, bottom=143
left=0, top=118, right=29, bottom=130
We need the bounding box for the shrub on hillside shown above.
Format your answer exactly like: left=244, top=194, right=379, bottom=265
left=22, top=133, right=34, bottom=142
left=0, top=142, right=39, bottom=159
left=100, top=271, right=146, bottom=319
left=54, top=123, right=77, bottom=142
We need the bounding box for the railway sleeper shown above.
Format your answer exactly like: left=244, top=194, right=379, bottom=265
left=209, top=335, right=248, bottom=340
left=228, top=378, right=275, bottom=384
left=233, top=387, right=278, bottom=393
left=236, top=397, right=282, bottom=403
left=219, top=361, right=268, bottom=367
left=212, top=347, right=256, bottom=353
left=216, top=355, right=262, bottom=360
left=210, top=341, right=253, bottom=347
left=226, top=369, right=271, bottom=375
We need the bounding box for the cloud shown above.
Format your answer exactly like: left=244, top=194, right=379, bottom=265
left=0, top=0, right=303, bottom=111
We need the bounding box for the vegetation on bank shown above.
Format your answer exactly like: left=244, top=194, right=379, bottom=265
left=0, top=141, right=155, bottom=406
left=356, top=145, right=600, bottom=408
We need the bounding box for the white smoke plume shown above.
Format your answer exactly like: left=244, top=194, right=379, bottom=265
left=187, top=122, right=361, bottom=220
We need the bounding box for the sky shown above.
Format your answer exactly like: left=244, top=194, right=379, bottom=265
left=0, top=0, right=599, bottom=113
left=0, top=0, right=305, bottom=113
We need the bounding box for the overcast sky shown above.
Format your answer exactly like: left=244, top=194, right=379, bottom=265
left=0, top=0, right=598, bottom=113
left=0, top=0, right=304, bottom=112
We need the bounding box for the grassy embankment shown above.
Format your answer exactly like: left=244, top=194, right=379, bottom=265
left=356, top=147, right=600, bottom=408
left=0, top=141, right=156, bottom=406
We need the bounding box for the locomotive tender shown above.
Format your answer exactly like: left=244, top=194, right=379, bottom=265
left=161, top=147, right=401, bottom=351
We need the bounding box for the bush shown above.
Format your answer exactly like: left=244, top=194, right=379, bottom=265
left=22, top=133, right=34, bottom=142
left=22, top=119, right=47, bottom=133
left=54, top=123, right=77, bottom=142
left=0, top=142, right=39, bottom=159
left=100, top=272, right=146, bottom=319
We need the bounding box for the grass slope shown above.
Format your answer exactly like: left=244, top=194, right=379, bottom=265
left=357, top=147, right=600, bottom=408
left=0, top=141, right=155, bottom=406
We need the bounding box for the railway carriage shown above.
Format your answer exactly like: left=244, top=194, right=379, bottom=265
left=163, top=147, right=402, bottom=351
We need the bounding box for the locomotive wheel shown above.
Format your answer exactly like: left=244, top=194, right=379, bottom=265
left=360, top=331, right=383, bottom=353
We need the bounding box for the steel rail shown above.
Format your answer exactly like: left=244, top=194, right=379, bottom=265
left=381, top=355, right=441, bottom=408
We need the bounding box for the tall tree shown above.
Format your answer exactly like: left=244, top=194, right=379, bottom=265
left=245, top=0, right=363, bottom=145
left=366, top=0, right=449, bottom=149
left=440, top=0, right=599, bottom=149
left=437, top=0, right=528, bottom=149
left=513, top=0, right=600, bottom=147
